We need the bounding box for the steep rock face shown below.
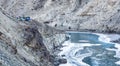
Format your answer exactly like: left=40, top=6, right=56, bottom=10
left=0, top=0, right=120, bottom=66
left=0, top=10, right=65, bottom=66
left=1, top=0, right=120, bottom=33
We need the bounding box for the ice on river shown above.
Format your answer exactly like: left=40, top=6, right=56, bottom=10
left=59, top=32, right=120, bottom=66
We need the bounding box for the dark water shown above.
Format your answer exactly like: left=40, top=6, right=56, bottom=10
left=68, top=32, right=115, bottom=48
left=64, top=32, right=120, bottom=66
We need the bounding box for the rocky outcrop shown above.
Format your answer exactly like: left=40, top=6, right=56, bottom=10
left=0, top=9, right=66, bottom=66
left=112, top=39, right=120, bottom=44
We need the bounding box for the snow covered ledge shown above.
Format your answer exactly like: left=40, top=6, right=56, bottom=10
left=95, top=33, right=120, bottom=43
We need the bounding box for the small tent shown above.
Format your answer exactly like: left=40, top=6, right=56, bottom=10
left=17, top=16, right=31, bottom=21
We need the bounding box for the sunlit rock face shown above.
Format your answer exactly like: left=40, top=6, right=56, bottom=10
left=0, top=0, right=120, bottom=33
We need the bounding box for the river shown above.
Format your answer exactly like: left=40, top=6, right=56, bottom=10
left=59, top=32, right=120, bottom=66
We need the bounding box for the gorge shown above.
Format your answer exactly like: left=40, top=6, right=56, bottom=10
left=0, top=0, right=120, bottom=66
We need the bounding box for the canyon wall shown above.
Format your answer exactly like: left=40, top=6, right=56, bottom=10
left=0, top=0, right=120, bottom=66
left=0, top=0, right=120, bottom=33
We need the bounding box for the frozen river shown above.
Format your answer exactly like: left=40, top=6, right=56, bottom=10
left=59, top=32, right=120, bottom=66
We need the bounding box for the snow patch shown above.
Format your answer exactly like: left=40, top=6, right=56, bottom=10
left=59, top=32, right=120, bottom=66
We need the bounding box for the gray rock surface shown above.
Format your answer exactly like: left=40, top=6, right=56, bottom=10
left=0, top=0, right=120, bottom=66
left=0, top=10, right=65, bottom=66
left=0, top=0, right=120, bottom=33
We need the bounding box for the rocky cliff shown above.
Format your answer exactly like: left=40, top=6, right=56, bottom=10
left=0, top=0, right=120, bottom=33
left=0, top=10, right=66, bottom=66
left=0, top=0, right=120, bottom=66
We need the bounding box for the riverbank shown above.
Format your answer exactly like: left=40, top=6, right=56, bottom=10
left=58, top=32, right=120, bottom=66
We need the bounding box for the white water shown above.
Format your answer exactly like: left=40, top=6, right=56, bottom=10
left=59, top=32, right=120, bottom=66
